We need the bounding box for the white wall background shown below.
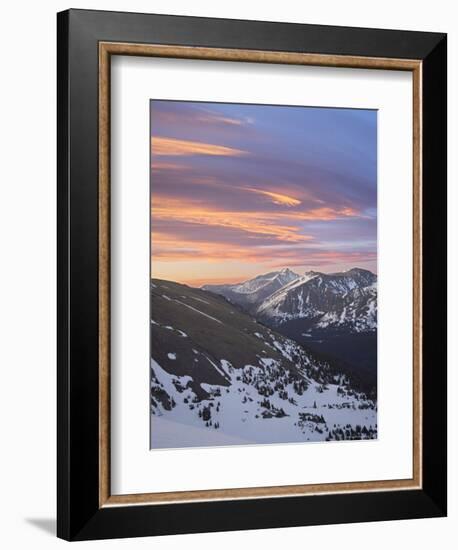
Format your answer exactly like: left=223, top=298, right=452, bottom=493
left=0, top=1, right=454, bottom=548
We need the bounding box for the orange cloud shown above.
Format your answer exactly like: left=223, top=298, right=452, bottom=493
left=148, top=160, right=327, bottom=210
left=149, top=198, right=365, bottom=272
left=299, top=206, right=360, bottom=220
left=246, top=188, right=301, bottom=207
left=151, top=160, right=187, bottom=171
left=151, top=234, right=375, bottom=272
left=151, top=239, right=264, bottom=262
left=152, top=198, right=313, bottom=243
left=152, top=197, right=359, bottom=228
left=151, top=137, right=247, bottom=157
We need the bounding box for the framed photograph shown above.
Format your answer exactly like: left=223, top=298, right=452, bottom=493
left=57, top=9, right=447, bottom=541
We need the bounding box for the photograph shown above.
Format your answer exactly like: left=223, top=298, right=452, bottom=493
left=149, top=100, right=378, bottom=449
left=52, top=7, right=447, bottom=542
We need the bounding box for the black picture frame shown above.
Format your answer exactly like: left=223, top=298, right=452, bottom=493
left=57, top=8, right=447, bottom=541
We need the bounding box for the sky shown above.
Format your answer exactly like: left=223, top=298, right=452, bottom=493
left=150, top=100, right=377, bottom=287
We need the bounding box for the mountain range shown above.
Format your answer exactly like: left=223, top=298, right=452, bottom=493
left=150, top=277, right=377, bottom=449
left=203, top=267, right=377, bottom=333
left=203, top=267, right=377, bottom=393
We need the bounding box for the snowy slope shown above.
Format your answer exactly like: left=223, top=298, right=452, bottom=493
left=201, top=268, right=299, bottom=312
left=256, top=268, right=377, bottom=333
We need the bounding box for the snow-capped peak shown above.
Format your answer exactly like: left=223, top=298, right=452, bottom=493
left=256, top=267, right=377, bottom=333
left=201, top=269, right=300, bottom=310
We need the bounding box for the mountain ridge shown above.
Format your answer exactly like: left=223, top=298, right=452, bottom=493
left=256, top=267, right=377, bottom=333
left=202, top=267, right=377, bottom=333
left=201, top=267, right=300, bottom=312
